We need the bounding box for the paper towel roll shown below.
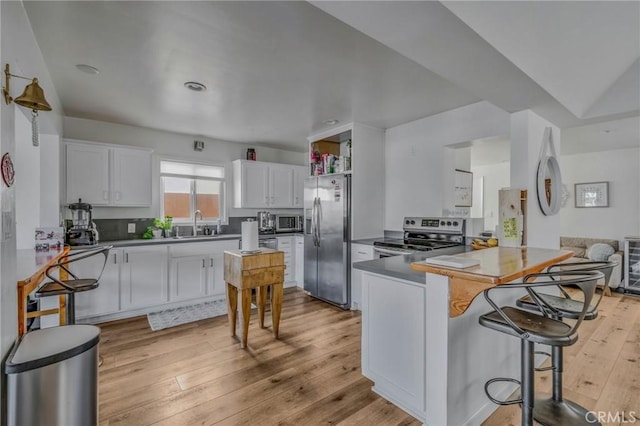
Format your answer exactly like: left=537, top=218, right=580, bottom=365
left=241, top=220, right=259, bottom=252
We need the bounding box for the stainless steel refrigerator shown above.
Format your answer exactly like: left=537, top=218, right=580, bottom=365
left=304, top=174, right=351, bottom=309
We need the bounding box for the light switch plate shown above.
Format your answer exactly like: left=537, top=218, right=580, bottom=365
left=128, top=223, right=136, bottom=233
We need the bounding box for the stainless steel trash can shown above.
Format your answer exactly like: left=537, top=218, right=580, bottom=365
left=5, top=325, right=100, bottom=426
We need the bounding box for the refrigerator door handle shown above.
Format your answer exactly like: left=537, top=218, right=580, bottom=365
left=315, top=197, right=321, bottom=247
left=312, top=197, right=318, bottom=247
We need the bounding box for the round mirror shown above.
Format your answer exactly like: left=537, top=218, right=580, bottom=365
left=536, top=155, right=562, bottom=215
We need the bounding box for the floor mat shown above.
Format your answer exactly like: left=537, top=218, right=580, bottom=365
left=147, top=299, right=228, bottom=331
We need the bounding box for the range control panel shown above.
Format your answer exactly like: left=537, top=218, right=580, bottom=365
left=402, top=217, right=465, bottom=234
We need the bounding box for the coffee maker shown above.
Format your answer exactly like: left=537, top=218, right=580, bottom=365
left=66, top=199, right=99, bottom=246
left=256, top=211, right=275, bottom=234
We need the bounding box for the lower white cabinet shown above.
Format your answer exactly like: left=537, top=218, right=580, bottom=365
left=121, top=246, right=169, bottom=309
left=169, top=239, right=238, bottom=299
left=362, top=272, right=426, bottom=414
left=170, top=255, right=208, bottom=302
left=277, top=236, right=296, bottom=287
left=74, top=249, right=123, bottom=319
left=351, top=243, right=374, bottom=310
left=295, top=236, right=304, bottom=287
left=73, top=239, right=240, bottom=322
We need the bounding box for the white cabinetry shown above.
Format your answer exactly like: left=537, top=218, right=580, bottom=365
left=65, top=143, right=110, bottom=205
left=293, top=166, right=307, bottom=208
left=362, top=272, right=426, bottom=415
left=277, top=236, right=296, bottom=287
left=111, top=148, right=152, bottom=206
left=232, top=160, right=305, bottom=208
left=295, top=236, right=304, bottom=287
left=74, top=249, right=123, bottom=319
left=351, top=243, right=374, bottom=310
left=170, top=256, right=208, bottom=302
left=169, top=239, right=238, bottom=301
left=121, top=246, right=169, bottom=309
left=269, top=165, right=294, bottom=207
left=65, top=140, right=152, bottom=207
left=75, top=239, right=239, bottom=323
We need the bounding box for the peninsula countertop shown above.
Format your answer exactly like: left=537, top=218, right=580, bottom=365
left=411, top=246, right=573, bottom=317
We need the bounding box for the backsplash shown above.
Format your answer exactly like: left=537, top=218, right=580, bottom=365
left=92, top=217, right=257, bottom=242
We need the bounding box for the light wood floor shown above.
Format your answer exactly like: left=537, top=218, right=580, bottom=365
left=98, top=288, right=640, bottom=426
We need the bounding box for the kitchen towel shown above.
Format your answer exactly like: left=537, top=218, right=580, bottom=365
left=241, top=220, right=259, bottom=252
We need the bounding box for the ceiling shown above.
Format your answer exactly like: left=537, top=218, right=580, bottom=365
left=23, top=1, right=640, bottom=152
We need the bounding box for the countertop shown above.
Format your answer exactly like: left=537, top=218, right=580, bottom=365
left=97, top=233, right=303, bottom=248
left=352, top=245, right=469, bottom=283
left=351, top=237, right=384, bottom=246
left=411, top=246, right=573, bottom=284
left=17, top=247, right=70, bottom=284
left=410, top=246, right=574, bottom=317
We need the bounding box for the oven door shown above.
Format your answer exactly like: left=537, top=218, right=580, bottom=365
left=373, top=247, right=414, bottom=258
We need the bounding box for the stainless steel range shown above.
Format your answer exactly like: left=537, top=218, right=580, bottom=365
left=373, top=217, right=465, bottom=258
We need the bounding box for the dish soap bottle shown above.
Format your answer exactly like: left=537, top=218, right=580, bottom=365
left=215, top=219, right=222, bottom=235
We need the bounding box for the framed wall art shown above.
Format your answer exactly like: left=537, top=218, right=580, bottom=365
left=575, top=181, right=609, bottom=208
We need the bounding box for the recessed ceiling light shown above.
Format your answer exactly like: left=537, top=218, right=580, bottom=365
left=323, top=119, right=338, bottom=125
left=75, top=64, right=100, bottom=75
left=184, top=81, right=207, bottom=92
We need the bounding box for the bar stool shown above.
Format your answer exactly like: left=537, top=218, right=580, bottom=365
left=515, top=260, right=616, bottom=426
left=35, top=245, right=112, bottom=325
left=478, top=270, right=602, bottom=426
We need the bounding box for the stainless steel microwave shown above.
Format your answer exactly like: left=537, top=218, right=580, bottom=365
left=275, top=215, right=303, bottom=232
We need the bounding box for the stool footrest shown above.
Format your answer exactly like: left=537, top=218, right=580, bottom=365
left=484, top=377, right=522, bottom=406
left=534, top=350, right=554, bottom=371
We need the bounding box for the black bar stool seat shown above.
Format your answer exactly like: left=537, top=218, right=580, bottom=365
left=36, top=278, right=99, bottom=297
left=516, top=293, right=598, bottom=320
left=479, top=307, right=577, bottom=346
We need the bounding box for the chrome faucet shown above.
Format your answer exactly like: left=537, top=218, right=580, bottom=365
left=194, top=209, right=203, bottom=236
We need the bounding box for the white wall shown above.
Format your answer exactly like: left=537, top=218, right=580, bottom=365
left=560, top=147, right=640, bottom=246
left=384, top=101, right=510, bottom=230
left=1, top=0, right=64, bottom=407
left=39, top=133, right=61, bottom=226
left=14, top=110, right=60, bottom=249
left=470, top=162, right=510, bottom=233
left=14, top=109, right=40, bottom=249
left=63, top=117, right=307, bottom=220
left=510, top=110, right=561, bottom=249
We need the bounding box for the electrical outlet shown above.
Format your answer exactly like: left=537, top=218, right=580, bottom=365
left=128, top=223, right=136, bottom=233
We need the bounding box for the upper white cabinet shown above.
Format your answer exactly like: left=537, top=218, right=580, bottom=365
left=269, top=165, right=294, bottom=207
left=66, top=143, right=110, bottom=205
left=65, top=140, right=152, bottom=207
left=111, top=148, right=152, bottom=206
left=293, top=166, right=306, bottom=208
left=232, top=160, right=305, bottom=208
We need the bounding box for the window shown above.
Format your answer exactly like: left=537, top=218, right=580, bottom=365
left=160, top=160, right=226, bottom=223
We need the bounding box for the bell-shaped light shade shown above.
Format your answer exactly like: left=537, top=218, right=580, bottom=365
left=14, top=78, right=51, bottom=112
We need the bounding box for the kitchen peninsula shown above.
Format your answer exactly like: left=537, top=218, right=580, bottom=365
left=354, top=246, right=572, bottom=425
